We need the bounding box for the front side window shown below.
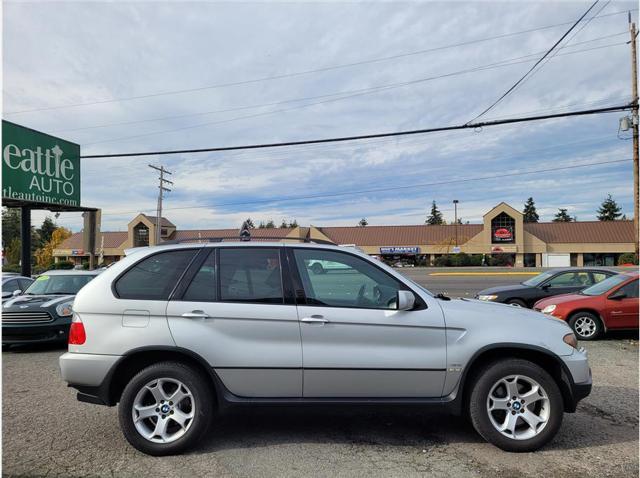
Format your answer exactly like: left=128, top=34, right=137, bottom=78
left=618, top=279, right=639, bottom=298
left=2, top=280, right=18, bottom=293
left=293, top=249, right=402, bottom=309
left=546, top=271, right=591, bottom=288
left=115, top=250, right=196, bottom=300
left=219, top=248, right=283, bottom=304
left=582, top=274, right=628, bottom=296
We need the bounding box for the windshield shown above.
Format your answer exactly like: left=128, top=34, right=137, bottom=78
left=581, top=274, right=628, bottom=296
left=24, top=274, right=95, bottom=295
left=522, top=270, right=555, bottom=287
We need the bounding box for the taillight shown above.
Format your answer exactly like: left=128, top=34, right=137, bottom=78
left=68, top=314, right=86, bottom=345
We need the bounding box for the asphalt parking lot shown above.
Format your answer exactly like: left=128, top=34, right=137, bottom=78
left=2, top=270, right=638, bottom=477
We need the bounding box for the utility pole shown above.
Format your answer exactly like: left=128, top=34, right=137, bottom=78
left=453, top=199, right=459, bottom=248
left=629, top=16, right=639, bottom=256
left=148, top=164, right=173, bottom=245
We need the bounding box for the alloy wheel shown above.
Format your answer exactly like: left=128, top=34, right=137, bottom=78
left=573, top=316, right=597, bottom=339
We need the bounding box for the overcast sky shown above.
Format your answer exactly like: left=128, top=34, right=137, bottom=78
left=3, top=0, right=637, bottom=232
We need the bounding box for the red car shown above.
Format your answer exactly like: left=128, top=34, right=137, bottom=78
left=534, top=271, right=638, bottom=340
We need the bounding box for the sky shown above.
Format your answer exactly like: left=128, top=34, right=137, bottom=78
left=2, top=0, right=637, bottom=233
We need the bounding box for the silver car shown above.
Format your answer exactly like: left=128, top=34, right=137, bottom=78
left=59, top=242, right=591, bottom=456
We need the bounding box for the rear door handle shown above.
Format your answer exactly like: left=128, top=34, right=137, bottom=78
left=301, top=315, right=329, bottom=325
left=181, top=310, right=210, bottom=319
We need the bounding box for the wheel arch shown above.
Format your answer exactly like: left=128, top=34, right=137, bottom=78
left=455, top=343, right=577, bottom=415
left=567, top=308, right=607, bottom=333
left=104, top=346, right=220, bottom=406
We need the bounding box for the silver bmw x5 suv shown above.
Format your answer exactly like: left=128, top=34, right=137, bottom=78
left=59, top=242, right=591, bottom=455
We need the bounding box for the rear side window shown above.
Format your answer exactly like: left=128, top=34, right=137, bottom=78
left=115, top=250, right=196, bottom=300
left=219, top=248, right=283, bottom=304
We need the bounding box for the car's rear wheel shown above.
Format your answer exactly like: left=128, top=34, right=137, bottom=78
left=569, top=312, right=602, bottom=340
left=118, top=361, right=213, bottom=456
left=469, top=359, right=563, bottom=452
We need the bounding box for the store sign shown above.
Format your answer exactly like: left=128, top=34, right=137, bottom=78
left=380, top=246, right=421, bottom=255
left=452, top=246, right=461, bottom=254
left=2, top=121, right=81, bottom=207
left=492, top=227, right=513, bottom=243
left=71, top=249, right=84, bottom=256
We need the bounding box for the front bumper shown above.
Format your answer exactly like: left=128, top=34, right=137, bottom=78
left=2, top=322, right=70, bottom=345
left=561, top=347, right=592, bottom=412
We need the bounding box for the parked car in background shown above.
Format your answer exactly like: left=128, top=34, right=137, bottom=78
left=60, top=242, right=590, bottom=456
left=2, top=270, right=100, bottom=346
left=534, top=272, right=639, bottom=340
left=2, top=275, right=34, bottom=301
left=476, top=267, right=617, bottom=308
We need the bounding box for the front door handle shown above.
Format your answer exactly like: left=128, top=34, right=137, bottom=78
left=181, top=310, right=210, bottom=319
left=610, top=311, right=623, bottom=315
left=301, top=315, right=329, bottom=325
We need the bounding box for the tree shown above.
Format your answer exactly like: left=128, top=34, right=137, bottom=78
left=552, top=208, right=573, bottom=222
left=358, top=218, right=368, bottom=227
left=288, top=219, right=298, bottom=228
left=34, top=227, right=72, bottom=269
left=426, top=201, right=444, bottom=225
left=244, top=218, right=255, bottom=229
left=279, top=219, right=288, bottom=228
left=264, top=219, right=275, bottom=229
left=522, top=197, right=539, bottom=223
left=2, top=208, right=21, bottom=248
left=4, top=238, right=21, bottom=265
left=37, top=216, right=57, bottom=248
left=597, top=194, right=623, bottom=221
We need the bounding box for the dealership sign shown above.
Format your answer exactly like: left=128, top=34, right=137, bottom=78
left=2, top=121, right=81, bottom=207
left=492, top=227, right=513, bottom=243
left=380, top=246, right=421, bottom=255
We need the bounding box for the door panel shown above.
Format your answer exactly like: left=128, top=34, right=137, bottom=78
left=291, top=248, right=447, bottom=398
left=166, top=247, right=303, bottom=398
left=606, top=280, right=639, bottom=329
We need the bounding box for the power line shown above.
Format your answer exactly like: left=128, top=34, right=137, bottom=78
left=467, top=0, right=601, bottom=123
left=99, top=158, right=632, bottom=217
left=51, top=32, right=626, bottom=136
left=5, top=8, right=635, bottom=116
left=80, top=103, right=633, bottom=159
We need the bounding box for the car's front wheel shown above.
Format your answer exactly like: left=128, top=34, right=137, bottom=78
left=569, top=312, right=602, bottom=340
left=469, top=359, right=563, bottom=452
left=118, top=361, right=213, bottom=455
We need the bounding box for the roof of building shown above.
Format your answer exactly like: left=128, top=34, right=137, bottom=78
left=319, top=224, right=484, bottom=245
left=141, top=215, right=175, bottom=228
left=523, top=220, right=635, bottom=244
left=57, top=232, right=128, bottom=251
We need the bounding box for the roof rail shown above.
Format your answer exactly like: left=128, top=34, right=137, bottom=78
left=160, top=236, right=336, bottom=246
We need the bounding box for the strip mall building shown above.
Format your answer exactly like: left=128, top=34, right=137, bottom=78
left=53, top=203, right=636, bottom=268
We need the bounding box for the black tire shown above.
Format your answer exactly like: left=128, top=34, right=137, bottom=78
left=311, top=263, right=325, bottom=275
left=118, top=361, right=214, bottom=456
left=569, top=311, right=602, bottom=341
left=506, top=298, right=527, bottom=308
left=468, top=359, right=563, bottom=452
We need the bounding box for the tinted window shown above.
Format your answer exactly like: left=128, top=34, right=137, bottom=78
left=2, top=280, right=18, bottom=293
left=546, top=271, right=591, bottom=287
left=293, top=249, right=402, bottom=310
left=618, top=279, right=639, bottom=298
left=115, top=250, right=196, bottom=300
left=582, top=274, right=628, bottom=296
left=522, top=271, right=555, bottom=286
left=183, top=252, right=217, bottom=302
left=18, top=279, right=33, bottom=290
left=219, top=248, right=283, bottom=304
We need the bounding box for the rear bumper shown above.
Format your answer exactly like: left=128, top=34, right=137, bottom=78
left=2, top=323, right=69, bottom=344
left=59, top=352, right=121, bottom=406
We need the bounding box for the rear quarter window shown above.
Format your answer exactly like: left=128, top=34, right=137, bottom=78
left=115, top=250, right=197, bottom=300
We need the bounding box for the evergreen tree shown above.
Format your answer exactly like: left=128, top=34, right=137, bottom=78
left=597, top=194, right=623, bottom=221
left=425, top=201, right=444, bottom=225
left=37, top=217, right=57, bottom=247
left=288, top=219, right=298, bottom=228
left=265, top=219, right=275, bottom=229
left=552, top=208, right=573, bottom=222
left=2, top=208, right=21, bottom=248
left=279, top=219, right=288, bottom=228
left=522, top=197, right=539, bottom=223
left=358, top=218, right=368, bottom=227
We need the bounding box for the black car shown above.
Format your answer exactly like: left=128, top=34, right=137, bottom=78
left=2, top=275, right=34, bottom=302
left=2, top=270, right=99, bottom=346
left=475, top=267, right=618, bottom=308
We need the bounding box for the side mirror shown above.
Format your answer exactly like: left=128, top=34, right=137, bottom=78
left=541, top=284, right=550, bottom=290
left=608, top=290, right=626, bottom=300
left=397, top=290, right=415, bottom=311
left=12, top=289, right=21, bottom=297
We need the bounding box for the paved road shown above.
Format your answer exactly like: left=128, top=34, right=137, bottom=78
left=399, top=267, right=539, bottom=298
left=3, top=341, right=638, bottom=477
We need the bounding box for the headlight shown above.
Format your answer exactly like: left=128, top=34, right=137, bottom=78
left=563, top=333, right=578, bottom=349
left=541, top=304, right=557, bottom=314
left=478, top=295, right=498, bottom=301
left=55, top=301, right=74, bottom=317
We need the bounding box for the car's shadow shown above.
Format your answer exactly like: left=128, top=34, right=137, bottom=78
left=190, top=383, right=638, bottom=455
left=3, top=342, right=67, bottom=353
